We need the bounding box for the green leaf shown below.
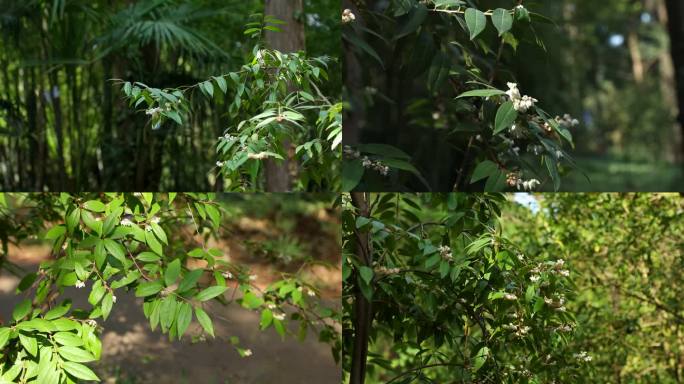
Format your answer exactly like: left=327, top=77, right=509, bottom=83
left=45, top=225, right=66, bottom=240
left=214, top=76, right=227, bottom=94
left=342, top=161, right=364, bottom=192
left=427, top=52, right=450, bottom=92
left=473, top=346, right=490, bottom=372
left=159, top=296, right=177, bottom=332
left=176, top=303, right=193, bottom=338
left=355, top=216, right=371, bottom=229
left=137, top=251, right=161, bottom=262
left=66, top=208, right=81, bottom=234
left=484, top=168, right=507, bottom=191
left=13, top=299, right=32, bottom=321
left=164, top=259, right=181, bottom=286
left=260, top=309, right=273, bottom=329
left=145, top=230, right=163, bottom=255
left=491, top=8, right=513, bottom=36
left=62, top=361, right=100, bottom=381
left=195, top=286, right=227, bottom=302
left=135, top=281, right=164, bottom=297
left=83, top=200, right=106, bottom=212
left=19, top=333, right=38, bottom=357
left=456, top=89, right=506, bottom=98
left=395, top=3, right=428, bottom=40
left=202, top=81, right=214, bottom=98
left=494, top=101, right=518, bottom=134
left=53, top=332, right=84, bottom=347
left=544, top=155, right=561, bottom=191
left=359, top=266, right=374, bottom=284
left=342, top=31, right=384, bottom=68
left=101, top=292, right=114, bottom=320
left=45, top=300, right=71, bottom=320
left=178, top=269, right=204, bottom=293
left=195, top=307, right=214, bottom=338
left=88, top=281, right=106, bottom=306
left=439, top=260, right=451, bottom=278
left=241, top=291, right=263, bottom=309
left=470, top=160, right=499, bottom=183
left=103, top=239, right=126, bottom=264
left=0, top=328, right=10, bottom=350
left=58, top=346, right=97, bottom=363
left=465, top=8, right=487, bottom=40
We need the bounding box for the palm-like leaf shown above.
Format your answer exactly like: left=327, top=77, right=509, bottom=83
left=97, top=0, right=228, bottom=58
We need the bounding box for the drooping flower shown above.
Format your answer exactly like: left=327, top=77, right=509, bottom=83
left=342, top=9, right=356, bottom=24
left=75, top=280, right=86, bottom=289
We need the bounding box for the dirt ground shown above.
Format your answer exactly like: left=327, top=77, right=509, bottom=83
left=0, top=212, right=341, bottom=384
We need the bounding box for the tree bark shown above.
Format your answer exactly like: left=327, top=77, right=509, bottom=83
left=264, top=0, right=305, bottom=191
left=350, top=192, right=372, bottom=384
left=665, top=0, right=684, bottom=161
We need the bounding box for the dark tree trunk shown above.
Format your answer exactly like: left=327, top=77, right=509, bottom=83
left=350, top=192, right=372, bottom=384
left=263, top=0, right=305, bottom=191
left=665, top=0, right=684, bottom=160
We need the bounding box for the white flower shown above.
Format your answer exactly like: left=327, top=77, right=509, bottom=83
left=307, top=289, right=316, bottom=297
left=75, top=280, right=86, bottom=289
left=342, top=9, right=356, bottom=23
left=513, top=95, right=538, bottom=113
left=86, top=319, right=97, bottom=327
left=248, top=274, right=257, bottom=281
left=517, top=179, right=541, bottom=191
left=559, top=269, right=570, bottom=277
left=556, top=306, right=566, bottom=312
left=120, top=217, right=134, bottom=226
left=516, top=5, right=525, bottom=10
left=273, top=313, right=286, bottom=321
left=146, top=107, right=162, bottom=116
left=112, top=295, right=117, bottom=303
left=247, top=152, right=269, bottom=160
left=506, top=82, right=521, bottom=100
left=504, top=293, right=517, bottom=301
left=243, top=349, right=253, bottom=357
left=267, top=303, right=276, bottom=310
left=222, top=271, right=233, bottom=279
left=529, top=275, right=540, bottom=282
left=555, top=259, right=565, bottom=266
left=151, top=216, right=160, bottom=224
left=145, top=225, right=153, bottom=232
left=544, top=297, right=553, bottom=305
left=216, top=161, right=224, bottom=167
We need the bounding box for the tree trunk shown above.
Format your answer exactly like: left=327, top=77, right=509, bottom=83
left=656, top=0, right=683, bottom=163
left=665, top=0, right=684, bottom=161
left=263, top=0, right=305, bottom=191
left=350, top=192, right=372, bottom=384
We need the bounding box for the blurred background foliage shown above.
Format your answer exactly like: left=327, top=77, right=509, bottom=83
left=0, top=0, right=340, bottom=191
left=504, top=193, right=684, bottom=382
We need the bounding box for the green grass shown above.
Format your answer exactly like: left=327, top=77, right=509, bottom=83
left=560, top=156, right=684, bottom=192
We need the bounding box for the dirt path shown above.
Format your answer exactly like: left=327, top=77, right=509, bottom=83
left=0, top=240, right=341, bottom=383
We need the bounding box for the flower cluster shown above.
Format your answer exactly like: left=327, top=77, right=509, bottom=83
left=503, top=322, right=531, bottom=337
left=530, top=259, right=570, bottom=280
left=342, top=9, right=356, bottom=24
left=438, top=245, right=453, bottom=261
left=504, top=293, right=518, bottom=301
left=374, top=265, right=401, bottom=275
left=75, top=280, right=86, bottom=289
left=506, top=83, right=538, bottom=113
left=555, top=114, right=580, bottom=128
left=344, top=145, right=390, bottom=176
left=555, top=323, right=574, bottom=333
left=573, top=351, right=592, bottom=363
left=506, top=172, right=541, bottom=191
